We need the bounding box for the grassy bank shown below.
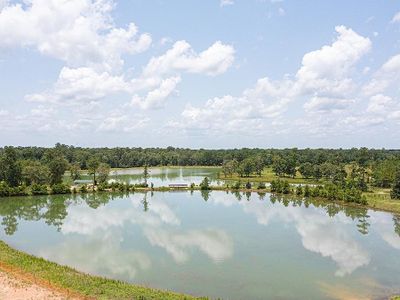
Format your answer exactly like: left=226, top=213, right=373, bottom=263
left=219, top=168, right=400, bottom=214
left=0, top=241, right=207, bottom=300
left=363, top=188, right=400, bottom=214
left=218, top=167, right=320, bottom=184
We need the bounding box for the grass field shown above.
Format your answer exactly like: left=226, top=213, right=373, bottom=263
left=0, top=241, right=207, bottom=300
left=218, top=167, right=320, bottom=184
left=363, top=188, right=400, bottom=214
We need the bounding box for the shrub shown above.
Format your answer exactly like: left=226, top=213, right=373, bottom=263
left=282, top=181, right=290, bottom=194
left=0, top=181, right=10, bottom=197
left=257, top=182, right=266, bottom=190
left=9, top=185, right=29, bottom=196
left=31, top=184, right=48, bottom=195
left=295, top=185, right=303, bottom=196
left=304, top=185, right=311, bottom=197
left=233, top=181, right=241, bottom=190
left=51, top=183, right=71, bottom=194
left=200, top=177, right=210, bottom=190
left=80, top=185, right=88, bottom=193
left=245, top=181, right=252, bottom=189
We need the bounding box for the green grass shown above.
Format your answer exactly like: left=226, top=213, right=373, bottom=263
left=363, top=188, right=400, bottom=214
left=0, top=241, right=208, bottom=300
left=219, top=167, right=320, bottom=184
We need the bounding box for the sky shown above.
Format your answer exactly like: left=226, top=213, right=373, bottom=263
left=0, top=0, right=399, bottom=149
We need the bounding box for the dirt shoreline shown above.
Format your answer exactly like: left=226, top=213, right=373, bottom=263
left=0, top=262, right=83, bottom=300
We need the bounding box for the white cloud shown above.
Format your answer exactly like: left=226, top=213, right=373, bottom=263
left=366, top=94, right=393, bottom=114
left=296, top=26, right=371, bottom=97
left=131, top=76, right=181, bottom=109
left=171, top=77, right=292, bottom=135
left=0, top=0, right=151, bottom=71
left=391, top=11, right=400, bottom=23
left=170, top=26, right=371, bottom=133
left=143, top=40, right=235, bottom=77
left=304, top=96, right=355, bottom=113
left=0, top=0, right=8, bottom=10
left=220, top=0, right=234, bottom=7
left=26, top=67, right=128, bottom=103
left=97, top=114, right=150, bottom=132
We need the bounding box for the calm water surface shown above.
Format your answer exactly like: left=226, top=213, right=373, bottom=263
left=1, top=190, right=399, bottom=299
left=107, top=166, right=222, bottom=186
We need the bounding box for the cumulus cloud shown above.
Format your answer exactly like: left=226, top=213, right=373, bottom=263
left=304, top=97, right=355, bottom=113
left=26, top=67, right=129, bottom=103
left=1, top=0, right=236, bottom=137
left=142, top=40, right=235, bottom=77
left=26, top=39, right=234, bottom=111
left=391, top=11, right=400, bottom=23
left=131, top=76, right=181, bottom=109
left=220, top=0, right=234, bottom=7
left=169, top=26, right=371, bottom=134
left=0, top=0, right=151, bottom=71
left=366, top=94, right=393, bottom=114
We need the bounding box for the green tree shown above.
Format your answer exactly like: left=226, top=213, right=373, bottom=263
left=143, top=165, right=149, bottom=186
left=391, top=170, right=400, bottom=200
left=44, top=151, right=68, bottom=185
left=70, top=163, right=81, bottom=181
left=87, top=157, right=100, bottom=185
left=253, top=156, right=265, bottom=177
left=299, top=162, right=314, bottom=179
left=200, top=177, right=210, bottom=190
left=98, top=163, right=111, bottom=184
left=0, top=147, right=22, bottom=187
left=239, top=158, right=255, bottom=177
left=373, top=159, right=400, bottom=188
left=21, top=160, right=50, bottom=185
left=222, top=159, right=238, bottom=177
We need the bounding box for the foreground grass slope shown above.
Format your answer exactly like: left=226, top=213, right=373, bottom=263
left=0, top=241, right=207, bottom=300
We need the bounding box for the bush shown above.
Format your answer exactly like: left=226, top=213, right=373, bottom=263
left=295, top=185, right=303, bottom=196
left=80, top=185, right=88, bottom=193
left=233, top=181, right=241, bottom=190
left=245, top=181, right=252, bottom=189
left=257, top=182, right=266, bottom=189
left=282, top=181, right=290, bottom=194
left=31, top=184, right=48, bottom=195
left=51, top=183, right=71, bottom=194
left=304, top=185, right=311, bottom=197
left=0, top=181, right=10, bottom=197
left=200, top=177, right=210, bottom=190
left=9, top=185, right=29, bottom=196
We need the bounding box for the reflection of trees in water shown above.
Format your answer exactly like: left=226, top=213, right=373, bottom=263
left=268, top=193, right=371, bottom=235
left=0, top=193, right=115, bottom=235
left=394, top=215, right=400, bottom=237
left=142, top=193, right=149, bottom=212
left=0, top=191, right=397, bottom=238
left=201, top=190, right=210, bottom=202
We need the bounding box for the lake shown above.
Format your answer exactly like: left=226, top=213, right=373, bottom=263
left=80, top=166, right=223, bottom=187
left=0, top=191, right=399, bottom=299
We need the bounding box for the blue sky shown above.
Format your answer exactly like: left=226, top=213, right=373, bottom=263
left=0, top=0, right=399, bottom=148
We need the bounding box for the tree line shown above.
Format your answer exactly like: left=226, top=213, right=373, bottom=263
left=1, top=144, right=400, bottom=199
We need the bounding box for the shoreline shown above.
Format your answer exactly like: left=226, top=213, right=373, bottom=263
left=0, top=241, right=206, bottom=300
left=1, top=185, right=399, bottom=215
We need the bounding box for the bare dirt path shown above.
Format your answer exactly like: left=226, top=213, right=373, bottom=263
left=0, top=270, right=70, bottom=300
